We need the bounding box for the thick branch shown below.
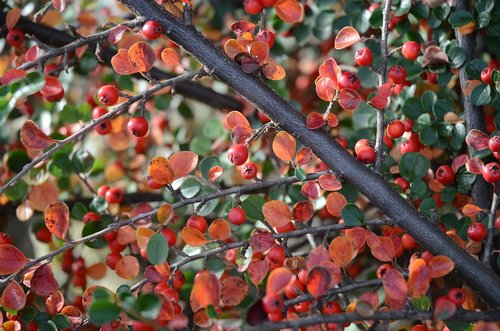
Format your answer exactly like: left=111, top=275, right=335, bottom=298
left=119, top=0, right=500, bottom=307
left=0, top=13, right=243, bottom=111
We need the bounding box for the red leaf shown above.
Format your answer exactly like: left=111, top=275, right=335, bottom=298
left=115, top=255, right=139, bottom=280
left=41, top=76, right=63, bottom=97
left=319, top=57, right=342, bottom=82
left=367, top=234, right=395, bottom=262
left=111, top=49, right=138, bottom=75
left=20, top=120, right=55, bottom=150
left=262, top=200, right=292, bottom=228
left=0, top=245, right=28, bottom=275
left=466, top=129, right=490, bottom=151
left=221, top=276, right=249, bottom=306
left=315, top=77, right=336, bottom=101
left=247, top=259, right=268, bottom=287
left=306, top=246, right=331, bottom=268
left=0, top=69, right=26, bottom=85
left=329, top=236, right=354, bottom=268
left=296, top=147, right=313, bottom=166
left=370, top=94, right=389, bottom=109
left=44, top=201, right=70, bottom=240
left=466, top=157, right=484, bottom=175
left=266, top=267, right=294, bottom=294
left=6, top=7, right=21, bottom=30
left=452, top=154, right=469, bottom=173
left=2, top=281, right=26, bottom=312
left=306, top=266, right=331, bottom=298
left=434, top=297, right=456, bottom=320
left=306, top=112, right=326, bottom=130
left=208, top=166, right=223, bottom=183
left=325, top=113, right=338, bottom=127
left=338, top=88, right=361, bottom=111
left=274, top=0, right=304, bottom=24
left=334, top=26, right=360, bottom=50
left=249, top=229, right=275, bottom=253
left=429, top=255, right=455, bottom=278
left=231, top=125, right=253, bottom=144
left=408, top=258, right=432, bottom=298
left=318, top=174, right=342, bottom=191
left=190, top=270, right=221, bottom=312
left=301, top=181, right=321, bottom=199
left=225, top=111, right=251, bottom=129
left=25, top=46, right=40, bottom=62
left=382, top=269, right=408, bottom=301
left=344, top=227, right=368, bottom=251
left=31, top=264, right=58, bottom=297
left=378, top=83, right=393, bottom=97
left=231, top=21, right=256, bottom=35
left=128, top=41, right=155, bottom=72
left=108, top=25, right=129, bottom=44
left=52, top=0, right=66, bottom=11
left=326, top=192, right=347, bottom=217
left=45, top=290, right=64, bottom=315
left=169, top=151, right=198, bottom=180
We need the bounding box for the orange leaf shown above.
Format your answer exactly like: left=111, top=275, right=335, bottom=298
left=262, top=58, right=286, bottom=80
left=335, top=26, right=360, bottom=49
left=326, top=192, right=347, bottom=217
left=148, top=156, right=174, bottom=185
left=224, top=39, right=246, bottom=60
left=306, top=266, right=331, bottom=298
left=116, top=225, right=136, bottom=245
left=382, top=269, right=408, bottom=301
left=338, top=88, right=361, bottom=111
left=428, top=255, right=454, bottom=278
left=319, top=58, right=342, bottom=82
left=181, top=227, right=209, bottom=247
left=329, top=236, right=354, bottom=268
left=128, top=41, right=155, bottom=72
left=2, top=281, right=26, bottom=312
left=368, top=235, right=395, bottom=262
left=31, top=264, right=58, bottom=297
left=221, top=276, right=249, bottom=306
left=296, top=147, right=313, bottom=166
left=157, top=204, right=174, bottom=224
left=262, top=200, right=292, bottom=228
left=272, top=131, right=296, bottom=162
left=0, top=245, right=27, bottom=275
left=344, top=227, right=368, bottom=251
left=44, top=201, right=69, bottom=240
left=115, top=255, right=139, bottom=280
left=45, top=290, right=64, bottom=316
left=315, top=77, right=336, bottom=101
left=266, top=267, right=294, bottom=294
left=306, top=246, right=331, bottom=268
left=6, top=7, right=21, bottom=30
left=20, top=120, right=55, bottom=150
left=462, top=204, right=483, bottom=217
left=274, top=0, right=304, bottom=24
left=249, top=41, right=269, bottom=65
left=318, top=174, right=342, bottom=191
left=111, top=49, right=138, bottom=75
left=160, top=47, right=181, bottom=67
left=408, top=258, right=432, bottom=298
left=136, top=227, right=155, bottom=250
left=87, top=263, right=107, bottom=280
left=190, top=270, right=221, bottom=312
left=169, top=151, right=198, bottom=180
left=208, top=219, right=231, bottom=241
left=209, top=166, right=223, bottom=182
left=247, top=259, right=268, bottom=287
left=225, top=110, right=251, bottom=129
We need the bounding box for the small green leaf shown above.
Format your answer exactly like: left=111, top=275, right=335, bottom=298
left=448, top=10, right=474, bottom=28
left=71, top=202, right=88, bottom=220
left=90, top=196, right=108, bottom=213
left=471, top=84, right=492, bottom=106
left=399, top=152, right=430, bottom=182
left=294, top=167, right=306, bottom=181
left=465, top=59, right=487, bottom=80
left=4, top=179, right=29, bottom=201
left=38, top=320, right=58, bottom=331
left=340, top=204, right=364, bottom=226
left=72, top=149, right=95, bottom=174
left=241, top=195, right=265, bottom=221
left=180, top=177, right=202, bottom=199
left=136, top=293, right=162, bottom=320
left=146, top=232, right=169, bottom=265
left=412, top=296, right=431, bottom=311
left=89, top=300, right=120, bottom=325
left=52, top=314, right=71, bottom=329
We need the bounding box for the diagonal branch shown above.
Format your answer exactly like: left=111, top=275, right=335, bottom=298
left=119, top=0, right=500, bottom=308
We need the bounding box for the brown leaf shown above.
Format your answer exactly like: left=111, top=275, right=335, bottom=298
left=221, top=276, right=249, bottom=306
left=422, top=45, right=449, bottom=67
left=128, top=41, right=156, bottom=72
left=20, top=120, right=55, bottom=150
left=306, top=266, right=331, bottom=298
left=148, top=156, right=174, bottom=185
left=44, top=201, right=70, bottom=240
left=326, top=192, right=347, bottom=217
left=408, top=258, right=432, bottom=298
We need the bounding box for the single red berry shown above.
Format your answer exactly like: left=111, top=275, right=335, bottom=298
left=467, top=222, right=487, bottom=241
left=356, top=146, right=376, bottom=164
left=241, top=161, right=258, bottom=179
left=161, top=227, right=177, bottom=246
left=435, top=165, right=455, bottom=185
left=105, top=187, right=124, bottom=204
left=384, top=135, right=394, bottom=149
left=147, top=176, right=164, bottom=190
left=266, top=245, right=285, bottom=269
left=228, top=207, right=246, bottom=225
left=338, top=72, right=361, bottom=90
left=401, top=41, right=420, bottom=61
left=481, top=67, right=492, bottom=85
left=322, top=300, right=342, bottom=315
left=354, top=47, right=373, bottom=66
left=257, top=111, right=271, bottom=123
left=496, top=216, right=500, bottom=230
left=103, top=230, right=116, bottom=242
left=127, top=116, right=149, bottom=137
left=262, top=293, right=284, bottom=314
left=186, top=214, right=208, bottom=233
left=448, top=288, right=466, bottom=306
left=243, top=0, right=263, bottom=15
left=142, top=21, right=163, bottom=40
left=228, top=144, right=249, bottom=166
left=106, top=253, right=122, bottom=269
left=92, top=106, right=108, bottom=119
left=260, top=0, right=277, bottom=7
left=284, top=277, right=305, bottom=299
left=97, top=185, right=110, bottom=197
left=388, top=65, right=407, bottom=84
left=387, top=120, right=405, bottom=138
left=45, top=88, right=65, bottom=103
left=411, top=325, right=428, bottom=331
left=395, top=177, right=409, bottom=191
left=83, top=212, right=101, bottom=223
left=6, top=29, right=25, bottom=47
left=35, top=226, right=52, bottom=243
left=108, top=239, right=126, bottom=253
left=402, top=233, right=417, bottom=250
left=488, top=136, right=500, bottom=152
left=428, top=71, right=438, bottom=84
left=354, top=139, right=371, bottom=154
left=294, top=300, right=312, bottom=313
left=482, top=162, right=500, bottom=183
left=96, top=119, right=111, bottom=135
left=97, top=85, right=119, bottom=106
left=256, top=30, right=275, bottom=48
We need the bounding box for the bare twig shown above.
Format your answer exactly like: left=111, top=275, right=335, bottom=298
left=483, top=192, right=499, bottom=267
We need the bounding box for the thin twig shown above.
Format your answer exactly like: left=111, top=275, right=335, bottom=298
left=483, top=192, right=499, bottom=267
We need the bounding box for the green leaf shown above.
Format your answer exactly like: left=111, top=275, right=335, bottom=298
left=440, top=186, right=456, bottom=202
left=71, top=202, right=88, bottom=220
left=1, top=72, right=44, bottom=125
left=118, top=75, right=134, bottom=91
left=89, top=300, right=120, bottom=325
left=5, top=179, right=29, bottom=201
left=90, top=196, right=108, bottom=213
left=448, top=10, right=474, bottom=28
left=34, top=312, right=52, bottom=325
left=402, top=97, right=424, bottom=120
left=399, top=152, right=430, bottom=181
left=470, top=84, right=492, bottom=106
left=190, top=136, right=212, bottom=155
left=59, top=105, right=81, bottom=123
left=154, top=94, right=171, bottom=110
left=412, top=296, right=431, bottom=311
left=81, top=216, right=112, bottom=249
left=72, top=149, right=95, bottom=174
left=202, top=119, right=225, bottom=140
left=352, top=102, right=377, bottom=129
left=38, top=320, right=58, bottom=331
left=136, top=294, right=162, bottom=320
left=294, top=167, right=306, bottom=181
left=451, top=123, right=466, bottom=150
left=340, top=204, right=364, bottom=226
left=146, top=232, right=169, bottom=265
left=465, top=59, right=487, bottom=80
left=206, top=305, right=218, bottom=318
left=419, top=127, right=438, bottom=146
left=477, top=12, right=490, bottom=28
left=199, top=156, right=221, bottom=181
left=394, top=0, right=411, bottom=16
left=476, top=0, right=494, bottom=13
left=433, top=100, right=453, bottom=120
left=180, top=177, right=202, bottom=198
left=445, top=321, right=471, bottom=331
left=421, top=91, right=437, bottom=114
left=241, top=195, right=265, bottom=221
left=7, top=150, right=31, bottom=173
left=447, top=47, right=467, bottom=68
left=52, top=314, right=71, bottom=329
left=20, top=306, right=38, bottom=322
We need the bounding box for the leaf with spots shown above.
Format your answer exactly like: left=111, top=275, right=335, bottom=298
left=148, top=156, right=174, bottom=185
left=44, top=201, right=69, bottom=240
left=128, top=41, right=155, bottom=72
left=221, top=276, right=249, bottom=306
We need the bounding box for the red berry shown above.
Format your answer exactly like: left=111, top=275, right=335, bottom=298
left=147, top=176, right=164, bottom=190
left=131, top=321, right=155, bottom=331
left=186, top=215, right=208, bottom=233
left=266, top=245, right=285, bottom=269
left=322, top=300, right=342, bottom=315
left=105, top=187, right=123, bottom=204
left=388, top=65, right=407, bottom=84
left=0, top=233, right=13, bottom=245
left=384, top=135, right=394, bottom=149
left=285, top=277, right=305, bottom=299
left=108, top=239, right=126, bottom=253
left=262, top=293, right=283, bottom=314
left=387, top=120, right=405, bottom=138
left=95, top=119, right=112, bottom=135
left=161, top=227, right=177, bottom=246
left=467, top=222, right=487, bottom=242
left=127, top=116, right=149, bottom=137
left=241, top=161, right=258, bottom=179
left=256, top=30, right=275, bottom=48
left=401, top=41, right=420, bottom=61
left=395, top=177, right=409, bottom=191
left=354, top=139, right=371, bottom=154
left=376, top=263, right=394, bottom=279
left=6, top=29, right=25, bottom=47
left=97, top=85, right=119, bottom=106
left=260, top=0, right=277, bottom=7
left=45, top=88, right=65, bottom=103
left=488, top=136, right=500, bottom=152
left=257, top=111, right=271, bottom=123
left=481, top=67, right=492, bottom=85
left=228, top=144, right=249, bottom=166
left=412, top=325, right=428, bottom=331
left=402, top=233, right=417, bottom=250
left=243, top=0, right=263, bottom=15
left=428, top=72, right=438, bottom=84
left=83, top=212, right=101, bottom=223
left=496, top=216, right=500, bottom=230
left=448, top=288, right=466, bottom=306
left=173, top=270, right=186, bottom=289
left=435, top=165, right=455, bottom=185
left=142, top=21, right=163, bottom=40
left=354, top=47, right=373, bottom=66
left=97, top=185, right=110, bottom=197
left=482, top=162, right=500, bottom=183
left=400, top=132, right=421, bottom=154
left=356, top=146, right=376, bottom=164
left=103, top=230, right=116, bottom=242
left=92, top=106, right=108, bottom=119
left=338, top=72, right=361, bottom=90
left=35, top=226, right=52, bottom=243
left=228, top=207, right=246, bottom=225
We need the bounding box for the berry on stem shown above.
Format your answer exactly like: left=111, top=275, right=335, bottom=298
left=388, top=65, right=406, bottom=84
left=142, top=21, right=163, bottom=40
left=127, top=116, right=149, bottom=137
left=97, top=85, right=119, bottom=106
left=401, top=41, right=420, bottom=61
left=6, top=29, right=25, bottom=47
left=228, top=144, right=249, bottom=166
left=354, top=47, right=373, bottom=66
